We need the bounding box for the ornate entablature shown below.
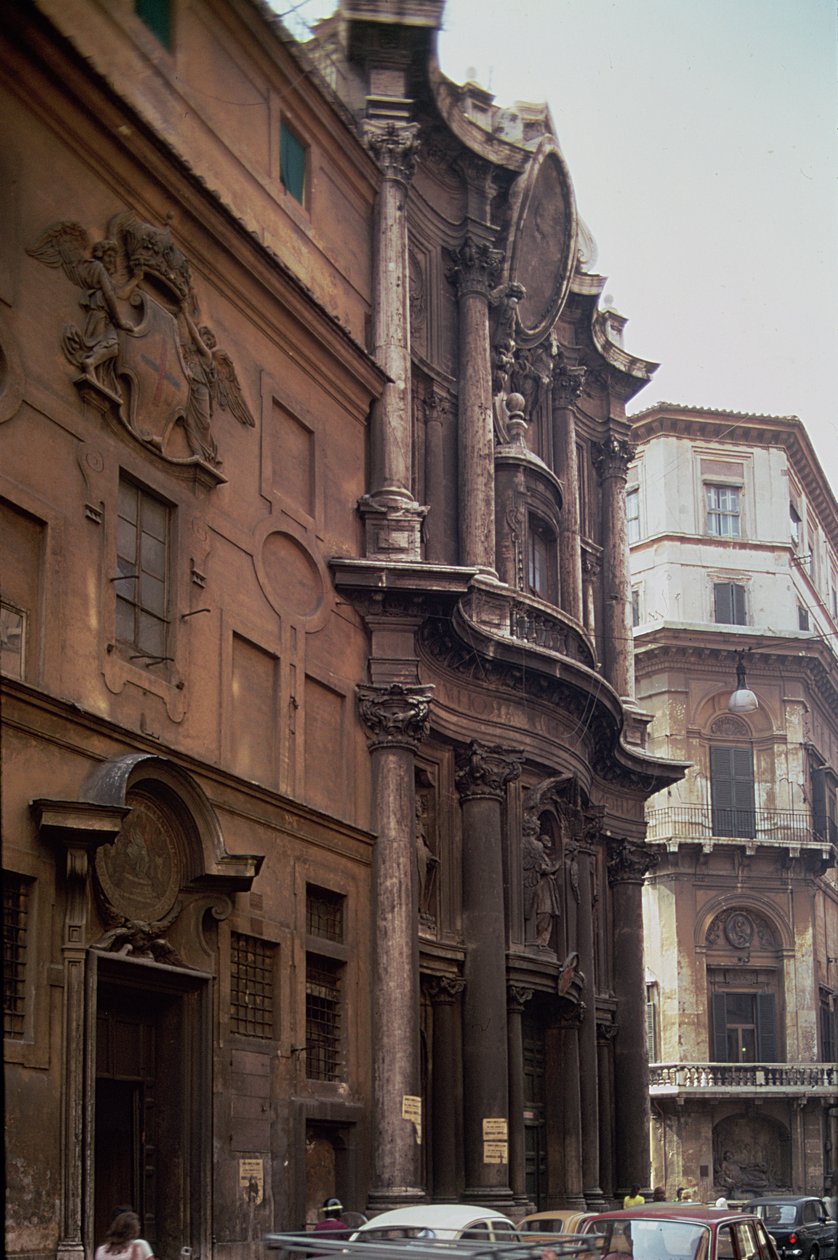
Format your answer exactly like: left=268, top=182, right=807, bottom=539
left=27, top=211, right=255, bottom=484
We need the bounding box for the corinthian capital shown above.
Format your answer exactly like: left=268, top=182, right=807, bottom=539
left=591, top=435, right=635, bottom=483
left=455, top=739, right=523, bottom=801
left=552, top=363, right=587, bottom=409
left=446, top=234, right=504, bottom=299
left=362, top=121, right=421, bottom=182
left=357, top=683, right=433, bottom=750
left=606, top=837, right=658, bottom=885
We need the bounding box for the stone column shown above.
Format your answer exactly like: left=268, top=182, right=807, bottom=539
left=597, top=1022, right=617, bottom=1201
left=581, top=550, right=601, bottom=642
left=575, top=840, right=606, bottom=1207
left=32, top=800, right=128, bottom=1260
left=554, top=1017, right=586, bottom=1208
left=507, top=985, right=533, bottom=1213
left=552, top=364, right=586, bottom=622
left=447, top=235, right=504, bottom=573
left=592, top=436, right=635, bottom=700
left=427, top=976, right=466, bottom=1202
left=607, top=838, right=658, bottom=1191
left=422, top=385, right=455, bottom=566
left=455, top=740, right=523, bottom=1208
left=360, top=122, right=427, bottom=560
left=357, top=683, right=434, bottom=1209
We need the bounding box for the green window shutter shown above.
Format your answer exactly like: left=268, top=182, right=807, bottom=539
left=732, top=583, right=747, bottom=624
left=280, top=123, right=306, bottom=203
left=756, top=993, right=776, bottom=1062
left=711, top=745, right=755, bottom=838
left=135, top=0, right=172, bottom=48
left=711, top=992, right=729, bottom=1061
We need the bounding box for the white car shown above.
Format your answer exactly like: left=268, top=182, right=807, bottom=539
left=350, top=1204, right=520, bottom=1243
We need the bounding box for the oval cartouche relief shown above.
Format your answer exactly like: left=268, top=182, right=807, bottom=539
left=507, top=138, right=577, bottom=345
left=96, top=789, right=183, bottom=922
left=260, top=529, right=324, bottom=619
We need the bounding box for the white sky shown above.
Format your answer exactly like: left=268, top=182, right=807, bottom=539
left=280, top=0, right=838, bottom=495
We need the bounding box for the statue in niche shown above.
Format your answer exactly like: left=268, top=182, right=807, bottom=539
left=415, top=791, right=439, bottom=925
left=28, top=213, right=255, bottom=469
left=522, top=821, right=562, bottom=948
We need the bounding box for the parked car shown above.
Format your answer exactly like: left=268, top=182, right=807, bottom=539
left=518, top=1210, right=597, bottom=1240
left=740, top=1197, right=837, bottom=1260
left=580, top=1204, right=781, bottom=1260
left=349, top=1204, right=521, bottom=1242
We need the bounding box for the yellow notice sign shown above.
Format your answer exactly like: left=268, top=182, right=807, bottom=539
left=482, top=1117, right=508, bottom=1141
left=483, top=1141, right=508, bottom=1165
left=402, top=1094, right=422, bottom=1144
left=239, top=1158, right=264, bottom=1205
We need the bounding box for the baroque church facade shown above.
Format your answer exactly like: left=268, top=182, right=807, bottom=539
left=2, top=3, right=683, bottom=1257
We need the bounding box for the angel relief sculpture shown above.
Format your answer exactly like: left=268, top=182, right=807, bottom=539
left=27, top=212, right=254, bottom=471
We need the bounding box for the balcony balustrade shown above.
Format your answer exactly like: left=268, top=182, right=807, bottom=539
left=650, top=1061, right=838, bottom=1097
left=645, top=805, right=836, bottom=849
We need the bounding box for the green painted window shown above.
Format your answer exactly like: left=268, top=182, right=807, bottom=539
left=280, top=121, right=306, bottom=204
left=135, top=0, right=172, bottom=48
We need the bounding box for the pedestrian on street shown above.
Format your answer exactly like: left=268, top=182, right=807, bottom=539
left=652, top=1187, right=667, bottom=1202
left=313, top=1198, right=350, bottom=1238
left=623, top=1185, right=645, bottom=1208
left=94, top=1211, right=155, bottom=1260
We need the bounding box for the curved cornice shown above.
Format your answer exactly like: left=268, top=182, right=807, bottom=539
left=427, top=56, right=533, bottom=173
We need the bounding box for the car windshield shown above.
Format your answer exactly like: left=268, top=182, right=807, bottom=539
left=750, top=1207, right=796, bottom=1227
left=521, top=1220, right=566, bottom=1233
left=587, top=1218, right=710, bottom=1260
left=356, top=1228, right=440, bottom=1240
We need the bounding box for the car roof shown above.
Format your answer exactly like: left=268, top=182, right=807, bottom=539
left=585, top=1207, right=755, bottom=1224
left=356, top=1205, right=515, bottom=1229
left=742, top=1196, right=820, bottom=1204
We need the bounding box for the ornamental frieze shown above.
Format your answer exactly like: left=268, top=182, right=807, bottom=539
left=27, top=211, right=254, bottom=478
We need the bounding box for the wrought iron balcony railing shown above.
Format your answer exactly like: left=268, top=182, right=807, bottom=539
left=645, top=805, right=836, bottom=847
left=650, top=1061, right=838, bottom=1095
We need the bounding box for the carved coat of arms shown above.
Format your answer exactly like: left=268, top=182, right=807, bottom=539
left=27, top=211, right=254, bottom=470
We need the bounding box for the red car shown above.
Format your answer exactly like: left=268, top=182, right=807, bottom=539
left=581, top=1205, right=782, bottom=1260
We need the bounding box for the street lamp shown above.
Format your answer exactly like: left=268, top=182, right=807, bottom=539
left=728, top=650, right=758, bottom=714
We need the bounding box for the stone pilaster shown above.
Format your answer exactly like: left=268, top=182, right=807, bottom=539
left=426, top=975, right=466, bottom=1201
left=32, top=800, right=129, bottom=1260
left=447, top=235, right=504, bottom=573
left=576, top=839, right=606, bottom=1208
left=554, top=1012, right=586, bottom=1209
left=455, top=740, right=523, bottom=1208
left=552, top=363, right=586, bottom=622
left=607, top=838, right=658, bottom=1191
left=507, top=984, right=533, bottom=1212
left=359, top=122, right=428, bottom=560
left=358, top=683, right=434, bottom=1209
left=592, top=435, right=635, bottom=699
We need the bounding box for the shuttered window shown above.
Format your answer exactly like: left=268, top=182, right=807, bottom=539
left=280, top=122, right=306, bottom=204
left=710, top=744, right=755, bottom=838
left=711, top=991, right=777, bottom=1062
left=714, top=581, right=747, bottom=625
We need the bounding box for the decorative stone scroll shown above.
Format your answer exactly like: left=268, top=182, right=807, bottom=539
left=27, top=212, right=254, bottom=477
left=606, top=837, right=658, bottom=885
left=454, top=739, right=523, bottom=802
left=357, top=683, right=433, bottom=751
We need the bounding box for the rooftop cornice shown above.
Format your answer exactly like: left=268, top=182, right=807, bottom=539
left=628, top=404, right=838, bottom=537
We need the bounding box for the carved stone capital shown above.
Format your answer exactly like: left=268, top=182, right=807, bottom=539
left=591, top=435, right=635, bottom=483
left=552, top=364, right=587, bottom=409
left=597, top=1020, right=618, bottom=1042
left=425, top=975, right=466, bottom=1005
left=357, top=683, right=433, bottom=750
left=422, top=384, right=453, bottom=427
left=446, top=234, right=504, bottom=300
left=362, top=121, right=421, bottom=183
left=606, top=837, right=658, bottom=885
left=581, top=549, right=602, bottom=580
left=455, top=739, right=524, bottom=801
left=507, top=985, right=534, bottom=1012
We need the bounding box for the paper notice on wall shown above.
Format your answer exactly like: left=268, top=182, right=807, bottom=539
left=402, top=1094, right=422, bottom=1144
left=239, top=1157, right=264, bottom=1205
left=483, top=1141, right=509, bottom=1165
left=482, top=1117, right=508, bottom=1141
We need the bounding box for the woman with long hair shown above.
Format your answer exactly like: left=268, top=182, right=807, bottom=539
left=94, top=1211, right=154, bottom=1260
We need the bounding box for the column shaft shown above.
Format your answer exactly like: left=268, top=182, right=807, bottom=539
left=576, top=845, right=605, bottom=1206
left=552, top=366, right=586, bottom=621
left=593, top=436, right=635, bottom=699
left=507, top=989, right=532, bottom=1211
left=429, top=978, right=465, bottom=1201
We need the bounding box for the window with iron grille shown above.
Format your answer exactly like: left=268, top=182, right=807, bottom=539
left=306, top=885, right=344, bottom=943
left=705, top=484, right=741, bottom=538
left=3, top=873, right=30, bottom=1039
left=116, top=476, right=171, bottom=660
left=230, top=932, right=275, bottom=1038
left=306, top=956, right=342, bottom=1081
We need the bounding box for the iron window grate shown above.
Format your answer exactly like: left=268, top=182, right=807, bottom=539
left=306, top=957, right=342, bottom=1081
left=230, top=932, right=275, bottom=1038
left=306, top=886, right=344, bottom=942
left=3, top=873, right=30, bottom=1039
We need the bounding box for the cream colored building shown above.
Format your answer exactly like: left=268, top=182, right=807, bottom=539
left=628, top=404, right=838, bottom=1201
